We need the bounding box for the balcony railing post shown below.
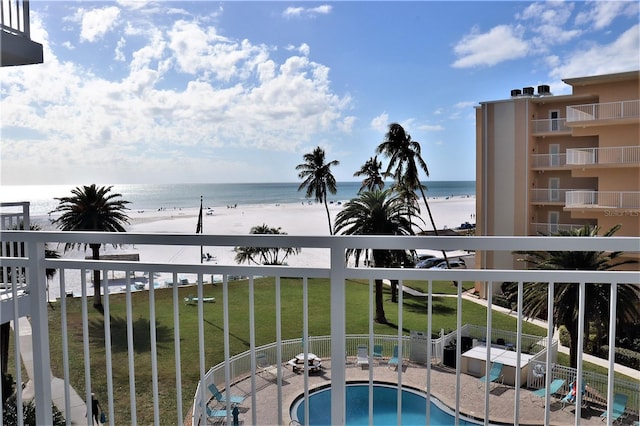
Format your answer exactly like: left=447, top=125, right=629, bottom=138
left=27, top=239, right=53, bottom=425
left=330, top=239, right=346, bottom=425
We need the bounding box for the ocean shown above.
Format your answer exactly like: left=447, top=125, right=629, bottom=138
left=0, top=181, right=475, bottom=216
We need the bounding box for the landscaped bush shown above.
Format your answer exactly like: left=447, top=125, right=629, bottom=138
left=2, top=398, right=65, bottom=426
left=599, top=345, right=640, bottom=370
left=558, top=325, right=570, bottom=347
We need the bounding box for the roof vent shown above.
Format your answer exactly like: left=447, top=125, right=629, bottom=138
left=510, top=89, right=522, bottom=97
left=522, top=87, right=535, bottom=96
left=537, top=85, right=551, bottom=96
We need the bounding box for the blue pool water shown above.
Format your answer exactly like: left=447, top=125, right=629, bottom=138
left=291, top=382, right=483, bottom=425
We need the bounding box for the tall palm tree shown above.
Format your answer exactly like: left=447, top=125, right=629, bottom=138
left=354, top=156, right=385, bottom=193
left=508, top=224, right=639, bottom=367
left=296, top=146, right=340, bottom=235
left=52, top=184, right=130, bottom=313
left=334, top=189, right=422, bottom=323
left=234, top=224, right=301, bottom=265
left=376, top=123, right=450, bottom=267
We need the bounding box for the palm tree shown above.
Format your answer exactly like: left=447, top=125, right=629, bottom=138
left=334, top=189, right=422, bottom=323
left=508, top=224, right=639, bottom=368
left=234, top=224, right=301, bottom=265
left=354, top=156, right=385, bottom=193
left=51, top=184, right=130, bottom=313
left=296, top=146, right=340, bottom=235
left=375, top=123, right=450, bottom=268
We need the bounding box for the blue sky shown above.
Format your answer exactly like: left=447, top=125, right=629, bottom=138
left=1, top=1, right=638, bottom=185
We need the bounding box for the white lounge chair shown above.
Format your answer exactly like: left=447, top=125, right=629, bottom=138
left=356, top=345, right=369, bottom=369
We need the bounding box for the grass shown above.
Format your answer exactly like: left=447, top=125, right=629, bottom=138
left=41, top=277, right=633, bottom=424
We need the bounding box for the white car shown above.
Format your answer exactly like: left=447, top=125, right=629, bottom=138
left=429, top=259, right=467, bottom=269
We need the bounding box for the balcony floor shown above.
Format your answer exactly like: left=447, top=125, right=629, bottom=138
left=201, top=359, right=614, bottom=425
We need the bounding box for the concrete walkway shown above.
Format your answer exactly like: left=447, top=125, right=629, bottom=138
left=12, top=317, right=88, bottom=425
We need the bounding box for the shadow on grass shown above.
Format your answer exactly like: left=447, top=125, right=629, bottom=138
left=204, top=319, right=251, bottom=348
left=402, top=295, right=456, bottom=316
left=89, top=316, right=173, bottom=353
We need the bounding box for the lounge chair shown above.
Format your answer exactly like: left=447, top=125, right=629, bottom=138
left=208, top=384, right=246, bottom=405
left=206, top=406, right=229, bottom=419
left=373, top=344, right=383, bottom=364
left=356, top=345, right=369, bottom=369
left=532, top=379, right=565, bottom=401
left=478, top=362, right=503, bottom=388
left=256, top=352, right=279, bottom=379
left=600, top=393, right=628, bottom=423
left=388, top=345, right=400, bottom=370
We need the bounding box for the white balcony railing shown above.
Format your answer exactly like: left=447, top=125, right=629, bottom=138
left=529, top=222, right=594, bottom=235
left=567, top=100, right=640, bottom=123
left=1, top=230, right=639, bottom=425
left=565, top=191, right=640, bottom=209
left=0, top=0, right=31, bottom=37
left=530, top=188, right=584, bottom=203
left=566, top=146, right=640, bottom=166
left=531, top=153, right=566, bottom=168
left=531, top=118, right=571, bottom=134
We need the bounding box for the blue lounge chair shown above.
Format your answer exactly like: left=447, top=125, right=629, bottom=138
left=373, top=344, right=383, bottom=364
left=600, top=393, right=628, bottom=423
left=478, top=362, right=504, bottom=388
left=388, top=345, right=399, bottom=370
left=206, top=406, right=229, bottom=419
left=532, top=378, right=565, bottom=400
left=208, top=384, right=246, bottom=405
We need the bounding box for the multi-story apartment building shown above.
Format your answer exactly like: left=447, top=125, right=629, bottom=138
left=475, top=71, right=639, bottom=296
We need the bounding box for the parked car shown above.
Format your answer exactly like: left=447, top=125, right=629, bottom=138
left=429, top=259, right=467, bottom=269
left=415, top=257, right=444, bottom=269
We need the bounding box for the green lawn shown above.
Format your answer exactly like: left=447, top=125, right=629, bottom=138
left=43, top=277, right=552, bottom=423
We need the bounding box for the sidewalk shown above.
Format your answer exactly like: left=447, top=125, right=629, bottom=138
left=12, top=317, right=88, bottom=425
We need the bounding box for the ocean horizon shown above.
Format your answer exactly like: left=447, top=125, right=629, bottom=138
left=1, top=181, right=475, bottom=216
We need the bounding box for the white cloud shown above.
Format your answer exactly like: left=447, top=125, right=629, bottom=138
left=452, top=25, right=529, bottom=68
left=283, top=5, right=332, bottom=18
left=417, top=124, right=444, bottom=132
left=370, top=113, right=389, bottom=133
left=549, top=24, right=640, bottom=79
left=575, top=1, right=639, bottom=30
left=79, top=6, right=121, bottom=42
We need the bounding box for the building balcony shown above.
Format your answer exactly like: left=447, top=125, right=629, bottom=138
left=531, top=153, right=566, bottom=169
left=531, top=118, right=571, bottom=135
left=566, top=100, right=640, bottom=126
left=530, top=188, right=585, bottom=204
left=1, top=0, right=43, bottom=66
left=565, top=191, right=640, bottom=210
left=566, top=146, right=640, bottom=167
left=529, top=222, right=595, bottom=235
left=1, top=225, right=639, bottom=425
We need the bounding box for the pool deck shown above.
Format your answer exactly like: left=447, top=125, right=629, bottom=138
left=207, top=358, right=628, bottom=425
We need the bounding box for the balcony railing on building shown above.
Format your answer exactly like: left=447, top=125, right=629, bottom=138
left=566, top=146, right=640, bottom=166
left=529, top=222, right=594, bottom=235
left=1, top=0, right=43, bottom=66
left=565, top=190, right=640, bottom=209
left=531, top=118, right=571, bottom=135
left=566, top=100, right=640, bottom=124
left=1, top=224, right=639, bottom=425
left=530, top=188, right=584, bottom=204
left=531, top=153, right=566, bottom=169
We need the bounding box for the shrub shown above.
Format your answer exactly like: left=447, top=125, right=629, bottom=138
left=599, top=345, right=640, bottom=370
left=558, top=325, right=570, bottom=347
left=2, top=398, right=65, bottom=426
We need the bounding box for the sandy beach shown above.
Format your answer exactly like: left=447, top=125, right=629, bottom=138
left=34, top=196, right=475, bottom=300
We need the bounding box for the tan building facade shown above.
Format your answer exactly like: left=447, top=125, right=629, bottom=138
left=475, top=71, right=639, bottom=297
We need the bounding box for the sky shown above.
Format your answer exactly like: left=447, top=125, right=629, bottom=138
left=1, top=1, right=638, bottom=185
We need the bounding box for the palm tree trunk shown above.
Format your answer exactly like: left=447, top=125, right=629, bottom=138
left=323, top=195, right=333, bottom=235
left=91, top=244, right=104, bottom=314
left=374, top=279, right=387, bottom=323
left=417, top=186, right=452, bottom=272
left=391, top=279, right=398, bottom=303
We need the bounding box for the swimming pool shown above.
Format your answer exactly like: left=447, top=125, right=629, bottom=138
left=290, top=382, right=484, bottom=425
